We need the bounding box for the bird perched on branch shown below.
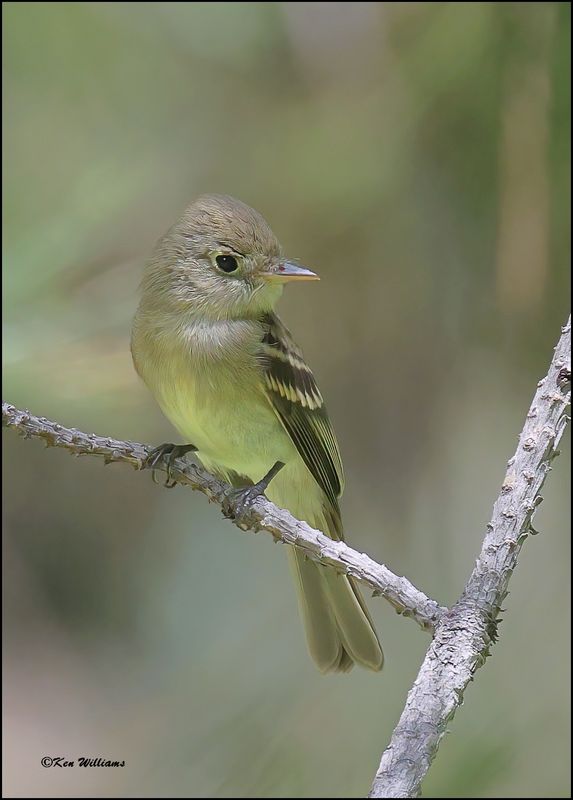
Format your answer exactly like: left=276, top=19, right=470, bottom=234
left=131, top=194, right=383, bottom=673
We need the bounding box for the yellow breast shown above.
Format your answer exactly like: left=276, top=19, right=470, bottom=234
left=132, top=311, right=297, bottom=481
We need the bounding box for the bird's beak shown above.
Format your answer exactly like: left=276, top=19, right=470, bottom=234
left=263, top=261, right=320, bottom=283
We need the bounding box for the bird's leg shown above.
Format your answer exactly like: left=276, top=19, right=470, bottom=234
left=222, top=461, right=285, bottom=524
left=144, top=442, right=198, bottom=488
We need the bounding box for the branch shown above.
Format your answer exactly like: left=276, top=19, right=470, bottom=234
left=369, top=315, right=571, bottom=798
left=2, top=401, right=445, bottom=632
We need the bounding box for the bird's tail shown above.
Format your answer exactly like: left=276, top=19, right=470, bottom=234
left=287, top=509, right=384, bottom=674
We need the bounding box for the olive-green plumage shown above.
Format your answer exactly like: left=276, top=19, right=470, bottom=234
left=131, top=194, right=383, bottom=673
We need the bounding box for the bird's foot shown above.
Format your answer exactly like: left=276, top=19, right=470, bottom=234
left=222, top=461, right=285, bottom=526
left=144, top=442, right=197, bottom=488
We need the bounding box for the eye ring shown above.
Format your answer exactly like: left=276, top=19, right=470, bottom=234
left=215, top=254, right=239, bottom=274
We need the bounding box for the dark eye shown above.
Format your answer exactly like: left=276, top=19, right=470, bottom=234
left=216, top=254, right=239, bottom=273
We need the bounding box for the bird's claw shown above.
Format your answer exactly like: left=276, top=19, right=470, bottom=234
left=144, top=442, right=197, bottom=488
left=222, top=485, right=265, bottom=524
left=222, top=461, right=285, bottom=526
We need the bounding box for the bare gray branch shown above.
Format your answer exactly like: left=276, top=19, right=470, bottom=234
left=2, top=401, right=444, bottom=632
left=368, top=315, right=571, bottom=798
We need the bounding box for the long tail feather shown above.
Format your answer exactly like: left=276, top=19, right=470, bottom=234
left=288, top=507, right=383, bottom=673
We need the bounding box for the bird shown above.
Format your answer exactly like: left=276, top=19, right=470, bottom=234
left=131, top=194, right=383, bottom=673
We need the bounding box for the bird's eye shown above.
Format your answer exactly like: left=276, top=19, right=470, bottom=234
left=215, top=254, right=239, bottom=274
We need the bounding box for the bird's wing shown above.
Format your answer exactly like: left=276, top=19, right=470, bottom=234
left=259, top=313, right=345, bottom=537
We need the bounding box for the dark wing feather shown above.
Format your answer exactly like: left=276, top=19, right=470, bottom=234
left=259, top=313, right=345, bottom=533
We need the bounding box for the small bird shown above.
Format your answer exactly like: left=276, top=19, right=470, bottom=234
left=131, top=194, right=383, bottom=673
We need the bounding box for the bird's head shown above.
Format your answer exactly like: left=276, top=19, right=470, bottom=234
left=141, top=194, right=318, bottom=320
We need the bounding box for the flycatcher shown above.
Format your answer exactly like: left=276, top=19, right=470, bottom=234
left=131, top=194, right=383, bottom=673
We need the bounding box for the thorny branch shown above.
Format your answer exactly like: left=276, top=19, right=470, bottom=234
left=1, top=401, right=444, bottom=632
left=368, top=315, right=571, bottom=798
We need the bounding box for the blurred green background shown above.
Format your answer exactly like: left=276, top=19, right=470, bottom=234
left=2, top=2, right=570, bottom=797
